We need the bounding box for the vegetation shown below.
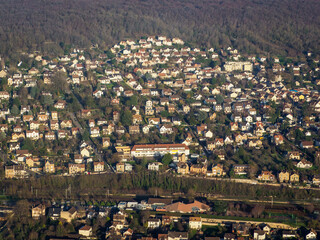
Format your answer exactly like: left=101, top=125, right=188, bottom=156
left=2, top=172, right=320, bottom=202
left=0, top=0, right=320, bottom=58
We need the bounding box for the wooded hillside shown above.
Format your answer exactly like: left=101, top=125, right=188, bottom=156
left=0, top=0, right=319, bottom=56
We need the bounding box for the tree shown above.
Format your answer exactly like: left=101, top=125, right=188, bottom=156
left=120, top=110, right=132, bottom=127
left=251, top=204, right=265, bottom=218
left=30, top=87, right=39, bottom=99
left=82, top=130, right=90, bottom=141
left=52, top=72, right=68, bottom=92
left=216, top=94, right=224, bottom=104
left=161, top=153, right=172, bottom=166
left=10, top=105, right=19, bottom=115
left=41, top=95, right=54, bottom=106
left=128, top=95, right=138, bottom=106
left=21, top=138, right=34, bottom=151
left=213, top=201, right=228, bottom=214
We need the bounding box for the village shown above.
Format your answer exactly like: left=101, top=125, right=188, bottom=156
left=0, top=35, right=320, bottom=238
left=0, top=36, right=320, bottom=187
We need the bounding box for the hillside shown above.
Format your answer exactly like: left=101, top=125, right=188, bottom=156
left=0, top=0, right=320, bottom=56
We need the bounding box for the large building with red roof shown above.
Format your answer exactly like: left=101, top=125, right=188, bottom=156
left=131, top=144, right=190, bottom=158
left=164, top=200, right=210, bottom=213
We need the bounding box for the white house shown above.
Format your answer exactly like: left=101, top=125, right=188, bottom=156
left=147, top=218, right=161, bottom=229
left=306, top=230, right=317, bottom=240
left=148, top=162, right=163, bottom=171
left=189, top=217, right=202, bottom=230
left=79, top=225, right=92, bottom=237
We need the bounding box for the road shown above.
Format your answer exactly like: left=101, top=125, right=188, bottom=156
left=68, top=92, right=115, bottom=173
left=0, top=212, right=14, bottom=233
left=182, top=119, right=211, bottom=158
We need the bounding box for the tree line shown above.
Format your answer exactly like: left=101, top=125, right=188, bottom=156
left=1, top=172, right=320, bottom=202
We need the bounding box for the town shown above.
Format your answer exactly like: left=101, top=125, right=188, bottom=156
left=0, top=35, right=320, bottom=238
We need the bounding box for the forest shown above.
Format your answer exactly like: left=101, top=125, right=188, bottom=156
left=0, top=0, right=320, bottom=57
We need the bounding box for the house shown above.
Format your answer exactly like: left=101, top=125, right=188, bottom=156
left=230, top=122, right=239, bottom=131
left=183, top=105, right=190, bottom=114
left=90, top=127, right=100, bottom=137
left=23, top=115, right=34, bottom=122
left=51, top=111, right=58, bottom=120
left=32, top=204, right=46, bottom=219
left=26, top=130, right=40, bottom=140
left=278, top=171, right=290, bottom=183
left=79, top=225, right=92, bottom=237
left=224, top=136, right=233, bottom=145
left=208, top=164, right=225, bottom=177
left=253, top=230, right=266, bottom=240
left=233, top=164, right=249, bottom=175
left=129, top=125, right=140, bottom=134
left=168, top=231, right=188, bottom=240
left=148, top=162, right=163, bottom=171
left=112, top=211, right=129, bottom=230
left=147, top=218, right=161, bottom=229
left=58, top=130, right=67, bottom=139
left=50, top=120, right=59, bottom=130
left=248, top=139, right=263, bottom=148
left=81, top=109, right=92, bottom=118
left=273, top=134, right=284, bottom=145
left=306, top=230, right=317, bottom=240
left=60, top=207, right=77, bottom=222
left=215, top=138, right=224, bottom=148
left=259, top=224, right=271, bottom=234
left=190, top=164, right=207, bottom=175
left=25, top=157, right=40, bottom=168
left=54, top=100, right=66, bottom=109
left=189, top=217, right=202, bottom=230
left=74, top=154, right=83, bottom=164
left=313, top=175, right=320, bottom=185
left=205, top=130, right=213, bottom=138
left=72, top=127, right=80, bottom=136
left=160, top=125, right=173, bottom=135
left=38, top=114, right=48, bottom=122
left=102, top=137, right=111, bottom=148
left=176, top=162, right=189, bottom=175
left=143, top=125, right=150, bottom=134
left=45, top=131, right=55, bottom=141
left=148, top=118, right=160, bottom=125
left=8, top=142, right=20, bottom=152
left=290, top=173, right=299, bottom=183
left=300, top=141, right=314, bottom=149
left=94, top=162, right=104, bottom=172
left=232, top=223, right=251, bottom=236
left=29, top=121, right=40, bottom=130
left=258, top=171, right=276, bottom=182
left=5, top=165, right=27, bottom=179
left=48, top=207, right=61, bottom=220
left=93, top=89, right=103, bottom=98
left=282, top=230, right=297, bottom=239
left=61, top=120, right=72, bottom=129
left=80, top=147, right=91, bottom=158
left=295, top=159, right=313, bottom=169
left=44, top=161, right=55, bottom=173
left=133, top=114, right=142, bottom=124
left=288, top=151, right=301, bottom=160
left=224, top=233, right=236, bottom=240
left=68, top=163, right=85, bottom=175
left=0, top=91, right=10, bottom=100
left=116, top=162, right=125, bottom=173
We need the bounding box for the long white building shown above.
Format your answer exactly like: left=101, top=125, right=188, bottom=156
left=131, top=144, right=190, bottom=158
